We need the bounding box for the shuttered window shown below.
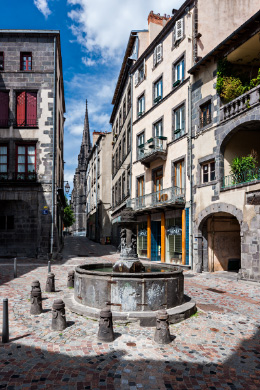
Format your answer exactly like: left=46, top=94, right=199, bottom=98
left=0, top=91, right=9, bottom=127
left=16, top=91, right=37, bottom=127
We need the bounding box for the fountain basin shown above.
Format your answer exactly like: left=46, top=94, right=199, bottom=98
left=74, top=263, right=184, bottom=312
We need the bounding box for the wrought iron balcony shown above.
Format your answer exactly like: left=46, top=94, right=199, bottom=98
left=220, top=85, right=260, bottom=123
left=0, top=172, right=37, bottom=182
left=137, top=136, right=167, bottom=166
left=14, top=119, right=38, bottom=128
left=222, top=168, right=260, bottom=189
left=127, top=186, right=185, bottom=211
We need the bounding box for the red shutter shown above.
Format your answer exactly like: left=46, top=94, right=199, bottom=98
left=0, top=92, right=9, bottom=127
left=17, top=91, right=26, bottom=127
left=26, top=92, right=37, bottom=127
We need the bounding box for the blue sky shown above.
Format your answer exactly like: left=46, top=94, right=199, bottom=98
left=1, top=0, right=182, bottom=194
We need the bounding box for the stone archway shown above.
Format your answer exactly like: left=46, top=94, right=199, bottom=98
left=194, top=203, right=246, bottom=273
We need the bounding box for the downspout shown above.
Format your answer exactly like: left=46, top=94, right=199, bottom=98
left=130, top=72, right=133, bottom=200
left=50, top=36, right=57, bottom=256
left=95, top=145, right=98, bottom=241
left=188, top=83, right=193, bottom=270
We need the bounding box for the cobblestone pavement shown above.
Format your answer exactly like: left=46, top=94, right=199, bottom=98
left=0, top=236, right=260, bottom=389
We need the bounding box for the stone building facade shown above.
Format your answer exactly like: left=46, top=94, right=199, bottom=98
left=86, top=131, right=112, bottom=243
left=189, top=10, right=260, bottom=282
left=0, top=30, right=65, bottom=259
left=70, top=101, right=91, bottom=234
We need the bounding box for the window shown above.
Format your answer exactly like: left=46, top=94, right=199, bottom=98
left=0, top=145, right=8, bottom=179
left=174, top=160, right=185, bottom=195
left=173, top=57, right=185, bottom=86
left=153, top=167, right=163, bottom=202
left=202, top=161, right=215, bottom=183
left=137, top=94, right=145, bottom=117
left=123, top=99, right=126, bottom=122
left=137, top=176, right=144, bottom=207
left=174, top=105, right=185, bottom=139
left=166, top=217, right=182, bottom=263
left=153, top=44, right=163, bottom=67
left=173, top=18, right=184, bottom=44
left=127, top=124, right=131, bottom=152
left=119, top=142, right=122, bottom=165
left=127, top=167, right=130, bottom=196
left=112, top=156, right=114, bottom=176
left=137, top=131, right=145, bottom=160
left=134, top=59, right=146, bottom=86
left=122, top=173, right=126, bottom=199
left=0, top=91, right=9, bottom=127
left=119, top=110, right=122, bottom=132
left=154, top=120, right=164, bottom=149
left=112, top=187, right=115, bottom=208
left=200, top=101, right=212, bottom=127
left=16, top=144, right=36, bottom=180
left=16, top=91, right=37, bottom=127
left=127, top=86, right=131, bottom=112
left=122, top=133, right=126, bottom=160
left=154, top=77, right=163, bottom=104
left=137, top=222, right=147, bottom=257
left=0, top=216, right=14, bottom=230
left=0, top=52, right=4, bottom=71
left=20, top=52, right=32, bottom=71
left=118, top=178, right=122, bottom=203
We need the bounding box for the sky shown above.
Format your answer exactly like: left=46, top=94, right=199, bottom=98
left=1, top=0, right=183, bottom=194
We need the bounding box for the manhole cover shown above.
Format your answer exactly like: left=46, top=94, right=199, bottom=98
left=126, top=342, right=136, bottom=347
left=207, top=288, right=226, bottom=294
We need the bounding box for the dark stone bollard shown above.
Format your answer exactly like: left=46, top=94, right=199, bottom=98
left=51, top=299, right=67, bottom=331
left=30, top=286, right=42, bottom=315
left=98, top=308, right=115, bottom=342
left=45, top=273, right=55, bottom=292
left=67, top=270, right=74, bottom=288
left=154, top=310, right=172, bottom=344
left=31, top=280, right=42, bottom=300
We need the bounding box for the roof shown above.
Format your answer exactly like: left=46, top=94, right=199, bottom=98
left=0, top=29, right=60, bottom=35
left=188, top=9, right=260, bottom=75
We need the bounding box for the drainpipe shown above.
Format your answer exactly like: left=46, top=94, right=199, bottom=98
left=95, top=145, right=98, bottom=241
left=50, top=36, right=57, bottom=257
left=130, top=72, right=133, bottom=201
left=188, top=84, right=193, bottom=270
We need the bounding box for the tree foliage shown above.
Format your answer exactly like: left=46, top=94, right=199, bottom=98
left=63, top=198, right=75, bottom=228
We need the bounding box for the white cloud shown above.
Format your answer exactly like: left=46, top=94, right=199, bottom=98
left=67, top=0, right=183, bottom=61
left=82, top=57, right=96, bottom=67
left=33, top=0, right=51, bottom=18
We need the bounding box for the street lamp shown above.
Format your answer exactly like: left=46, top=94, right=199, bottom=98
left=64, top=181, right=70, bottom=194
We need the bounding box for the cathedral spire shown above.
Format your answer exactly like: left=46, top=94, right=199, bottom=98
left=82, top=99, right=92, bottom=153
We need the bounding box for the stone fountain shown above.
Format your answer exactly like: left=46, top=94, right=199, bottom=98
left=64, top=208, right=196, bottom=326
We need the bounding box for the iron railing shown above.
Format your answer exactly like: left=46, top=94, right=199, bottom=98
left=137, top=136, right=167, bottom=161
left=222, top=168, right=260, bottom=189
left=0, top=172, right=37, bottom=182
left=127, top=186, right=185, bottom=210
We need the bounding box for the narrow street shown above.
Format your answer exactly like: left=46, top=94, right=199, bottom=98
left=0, top=236, right=259, bottom=389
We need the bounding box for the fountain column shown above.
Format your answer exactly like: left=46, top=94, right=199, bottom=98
left=113, top=208, right=144, bottom=273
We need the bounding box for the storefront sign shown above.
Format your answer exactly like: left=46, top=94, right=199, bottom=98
left=138, top=229, right=147, bottom=237
left=166, top=226, right=182, bottom=236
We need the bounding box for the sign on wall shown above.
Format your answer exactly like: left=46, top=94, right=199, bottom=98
left=166, top=226, right=182, bottom=236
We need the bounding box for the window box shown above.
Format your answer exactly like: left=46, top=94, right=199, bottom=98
left=157, top=136, right=167, bottom=140
left=138, top=111, right=143, bottom=117
left=173, top=80, right=181, bottom=88
left=174, top=128, right=181, bottom=134
left=138, top=143, right=145, bottom=149
left=147, top=137, right=154, bottom=143
left=154, top=95, right=162, bottom=104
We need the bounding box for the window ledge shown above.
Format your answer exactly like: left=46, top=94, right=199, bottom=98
left=196, top=180, right=218, bottom=189
left=167, top=133, right=187, bottom=147
left=152, top=59, right=163, bottom=71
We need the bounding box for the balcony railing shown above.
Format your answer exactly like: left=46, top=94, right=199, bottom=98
left=127, top=186, right=185, bottom=210
left=222, top=168, right=260, bottom=189
left=220, top=85, right=260, bottom=123
left=137, top=136, right=167, bottom=163
left=0, top=172, right=37, bottom=182
left=14, top=119, right=38, bottom=128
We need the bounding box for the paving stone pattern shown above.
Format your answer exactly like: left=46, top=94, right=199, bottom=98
left=0, top=237, right=260, bottom=389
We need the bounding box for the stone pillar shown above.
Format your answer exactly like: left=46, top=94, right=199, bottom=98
left=154, top=310, right=172, bottom=344
left=113, top=208, right=144, bottom=273
left=97, top=308, right=115, bottom=342
left=46, top=273, right=55, bottom=292
left=51, top=299, right=67, bottom=331
left=67, top=270, right=75, bottom=288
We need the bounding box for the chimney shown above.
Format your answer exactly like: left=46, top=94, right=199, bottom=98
left=148, top=10, right=171, bottom=27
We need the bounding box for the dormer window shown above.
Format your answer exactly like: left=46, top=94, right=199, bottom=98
left=153, top=44, right=163, bottom=67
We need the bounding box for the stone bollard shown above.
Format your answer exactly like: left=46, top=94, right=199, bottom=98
left=51, top=299, right=67, bottom=331
left=154, top=310, right=172, bottom=344
left=30, top=286, right=42, bottom=315
left=31, top=280, right=42, bottom=300
left=98, top=308, right=115, bottom=342
left=45, top=272, right=55, bottom=292
left=67, top=270, right=75, bottom=288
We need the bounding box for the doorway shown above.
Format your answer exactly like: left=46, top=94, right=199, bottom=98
left=151, top=220, right=161, bottom=261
